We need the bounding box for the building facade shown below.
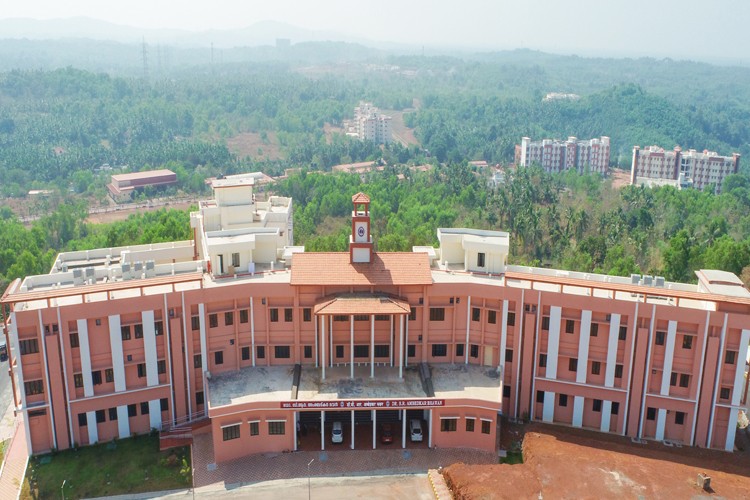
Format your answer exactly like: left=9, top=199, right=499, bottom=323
left=515, top=136, right=610, bottom=174
left=352, top=102, right=392, bottom=144
left=2, top=181, right=749, bottom=463
left=107, top=169, right=178, bottom=202
left=631, top=146, right=741, bottom=193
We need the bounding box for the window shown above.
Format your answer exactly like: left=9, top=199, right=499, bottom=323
left=646, top=407, right=656, bottom=421
left=78, top=413, right=87, bottom=427
left=268, top=421, right=286, bottom=435
left=429, top=308, right=445, bottom=321
left=334, top=315, right=348, bottom=322
left=619, top=326, right=627, bottom=341
left=304, top=346, right=313, bottom=359
left=224, top=312, right=233, bottom=326
left=611, top=402, right=620, bottom=415
left=74, top=374, right=83, bottom=388
left=466, top=418, right=475, bottom=432
left=559, top=394, right=568, bottom=407
left=196, top=391, right=204, bottom=405
left=191, top=316, right=200, bottom=331
left=105, top=368, right=114, bottom=383
left=432, top=344, right=447, bottom=357
left=303, top=308, right=312, bottom=322
left=121, top=326, right=131, bottom=341
left=257, top=346, right=266, bottom=359
left=481, top=420, right=491, bottom=434
left=270, top=309, right=279, bottom=322
left=675, top=411, right=686, bottom=425
left=488, top=310, right=497, bottom=324
left=128, top=404, right=137, bottom=417
left=242, top=346, right=250, bottom=361
left=70, top=332, right=80, bottom=348
left=354, top=345, right=369, bottom=358
left=593, top=399, right=602, bottom=412
left=92, top=370, right=102, bottom=385
left=408, top=345, right=416, bottom=357
left=232, top=252, right=240, bottom=267
left=158, top=360, right=166, bottom=374
left=505, top=349, right=513, bottom=363
left=140, top=402, right=150, bottom=415
left=456, top=344, right=464, bottom=357
left=137, top=363, right=146, bottom=378
left=503, top=385, right=511, bottom=398
left=507, top=312, right=516, bottom=326
left=95, top=318, right=102, bottom=326
left=477, top=252, right=485, bottom=268
left=109, top=408, right=118, bottom=421
left=284, top=308, right=293, bottom=322
left=472, top=308, right=480, bottom=322
left=541, top=317, right=550, bottom=330
left=670, top=372, right=677, bottom=386
left=250, top=421, right=259, bottom=436
left=194, top=354, right=202, bottom=369
left=614, top=364, right=623, bottom=378
left=19, top=339, right=39, bottom=355
left=655, top=331, right=665, bottom=345
left=134, top=324, right=143, bottom=339
left=24, top=380, right=44, bottom=396
left=569, top=358, right=578, bottom=372
left=679, top=373, right=690, bottom=388
left=440, top=419, right=457, bottom=432
left=720, top=387, right=731, bottom=400
left=223, top=424, right=240, bottom=441
left=96, top=409, right=106, bottom=424
left=374, top=345, right=389, bottom=358
left=565, top=319, right=575, bottom=334
left=336, top=345, right=344, bottom=358
left=591, top=361, right=601, bottom=375
left=240, top=309, right=249, bottom=324
left=470, top=344, right=479, bottom=358
left=275, top=346, right=291, bottom=359
left=214, top=351, right=224, bottom=365
left=590, top=323, right=598, bottom=337
left=155, top=321, right=164, bottom=336
left=536, top=390, right=544, bottom=403
left=160, top=398, right=168, bottom=412
left=209, top=314, right=218, bottom=328
left=725, top=351, right=737, bottom=365
left=539, top=354, right=547, bottom=368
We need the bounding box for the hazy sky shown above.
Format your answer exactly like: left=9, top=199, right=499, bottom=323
left=2, top=0, right=749, bottom=61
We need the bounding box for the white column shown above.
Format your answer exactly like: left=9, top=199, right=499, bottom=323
left=399, top=315, right=404, bottom=379
left=143, top=311, right=159, bottom=387
left=546, top=306, right=561, bottom=379
left=726, top=329, right=750, bottom=451
left=293, top=412, right=298, bottom=451
left=77, top=319, right=94, bottom=397
left=350, top=316, right=354, bottom=379
left=350, top=411, right=355, bottom=450
left=180, top=293, right=192, bottom=418
left=321, top=316, right=326, bottom=380
left=402, top=410, right=407, bottom=448
left=198, top=304, right=208, bottom=373
left=314, top=310, right=318, bottom=368
left=37, top=310, right=57, bottom=450
left=604, top=314, right=621, bottom=387
left=370, top=315, right=375, bottom=378
left=405, top=317, right=409, bottom=367
left=542, top=392, right=555, bottom=423
left=576, top=311, right=592, bottom=383
left=329, top=316, right=333, bottom=368
left=655, top=408, right=667, bottom=441
left=321, top=411, right=325, bottom=450
left=149, top=399, right=162, bottom=430
left=465, top=296, right=471, bottom=364
left=499, top=300, right=509, bottom=375
left=87, top=411, right=98, bottom=444
left=428, top=410, right=433, bottom=448
left=250, top=297, right=256, bottom=366
left=372, top=410, right=377, bottom=449
left=117, top=405, right=130, bottom=438
left=572, top=396, right=584, bottom=428
left=660, top=320, right=677, bottom=395
left=108, top=315, right=126, bottom=391
left=600, top=400, right=612, bottom=433
left=389, top=316, right=394, bottom=367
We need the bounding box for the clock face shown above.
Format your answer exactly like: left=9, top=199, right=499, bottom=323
left=357, top=226, right=366, bottom=238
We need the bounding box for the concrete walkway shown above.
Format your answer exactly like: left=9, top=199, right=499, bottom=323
left=0, top=413, right=28, bottom=500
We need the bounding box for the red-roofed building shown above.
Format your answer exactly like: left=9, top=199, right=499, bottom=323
left=107, top=169, right=177, bottom=202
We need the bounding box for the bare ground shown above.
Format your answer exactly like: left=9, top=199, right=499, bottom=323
left=226, top=131, right=283, bottom=161
left=610, top=168, right=632, bottom=189
left=444, top=422, right=750, bottom=499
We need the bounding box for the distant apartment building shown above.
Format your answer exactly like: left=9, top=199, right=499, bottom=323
left=631, top=146, right=741, bottom=194
left=352, top=102, right=392, bottom=144
left=515, top=136, right=610, bottom=175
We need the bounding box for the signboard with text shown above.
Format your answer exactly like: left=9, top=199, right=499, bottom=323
left=280, top=399, right=445, bottom=410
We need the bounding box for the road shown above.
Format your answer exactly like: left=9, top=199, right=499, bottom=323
left=0, top=357, right=15, bottom=442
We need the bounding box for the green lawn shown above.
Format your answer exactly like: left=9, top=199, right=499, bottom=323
left=21, top=434, right=190, bottom=499
left=0, top=439, right=8, bottom=465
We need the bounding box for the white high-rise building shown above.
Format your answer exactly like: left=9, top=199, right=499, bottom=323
left=354, top=102, right=392, bottom=144
left=515, top=136, right=610, bottom=174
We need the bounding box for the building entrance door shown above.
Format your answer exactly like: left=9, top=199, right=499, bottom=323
left=483, top=347, right=494, bottom=366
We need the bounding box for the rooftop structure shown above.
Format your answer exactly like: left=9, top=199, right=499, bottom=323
left=107, top=169, right=177, bottom=202
left=631, top=146, right=740, bottom=193
left=516, top=136, right=610, bottom=175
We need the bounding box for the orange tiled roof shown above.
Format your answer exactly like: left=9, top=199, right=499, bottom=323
left=314, top=294, right=411, bottom=315
left=291, top=252, right=432, bottom=286
left=351, top=192, right=371, bottom=204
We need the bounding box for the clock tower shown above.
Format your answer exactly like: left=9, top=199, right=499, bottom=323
left=350, top=192, right=373, bottom=263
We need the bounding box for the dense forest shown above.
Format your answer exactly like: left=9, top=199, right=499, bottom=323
left=1, top=44, right=750, bottom=292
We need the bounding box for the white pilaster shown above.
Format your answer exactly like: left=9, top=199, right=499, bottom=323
left=542, top=392, right=555, bottom=422
left=655, top=408, right=667, bottom=441
left=250, top=297, right=256, bottom=366
left=660, top=320, right=677, bottom=396
left=321, top=411, right=325, bottom=450
left=117, top=405, right=130, bottom=438
left=108, top=315, right=126, bottom=392
left=198, top=304, right=208, bottom=372
left=372, top=410, right=377, bottom=449
left=350, top=315, right=354, bottom=379
left=399, top=315, right=404, bottom=379
left=149, top=399, right=162, bottom=430
left=370, top=315, right=375, bottom=378
left=465, top=296, right=471, bottom=364
left=576, top=310, right=592, bottom=383
left=604, top=314, right=621, bottom=387
left=350, top=411, right=355, bottom=450
left=321, top=316, right=326, bottom=380
left=572, top=396, right=584, bottom=428
left=600, top=400, right=612, bottom=432
left=87, top=411, right=98, bottom=444
left=142, top=310, right=159, bottom=387
left=726, top=329, right=750, bottom=451
left=499, top=300, right=508, bottom=375
left=77, top=319, right=94, bottom=397
left=546, top=306, right=561, bottom=379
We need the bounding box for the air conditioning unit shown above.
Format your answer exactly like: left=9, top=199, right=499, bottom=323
left=73, top=269, right=84, bottom=286
left=631, top=274, right=640, bottom=285
left=122, top=263, right=131, bottom=280
left=642, top=275, right=653, bottom=286
left=145, top=260, right=156, bottom=278
left=655, top=276, right=665, bottom=287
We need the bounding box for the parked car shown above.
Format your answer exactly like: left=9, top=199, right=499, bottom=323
left=331, top=421, right=343, bottom=444
left=381, top=423, right=393, bottom=444
left=0, top=338, right=6, bottom=362
left=409, top=419, right=423, bottom=442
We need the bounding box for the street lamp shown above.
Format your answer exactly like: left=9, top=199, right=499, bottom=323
left=307, top=458, right=314, bottom=500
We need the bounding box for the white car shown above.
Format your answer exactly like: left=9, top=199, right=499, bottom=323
left=409, top=419, right=423, bottom=442
left=331, top=421, right=343, bottom=444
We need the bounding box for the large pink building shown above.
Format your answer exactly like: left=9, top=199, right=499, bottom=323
left=2, top=180, right=749, bottom=463
left=515, top=136, right=610, bottom=174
